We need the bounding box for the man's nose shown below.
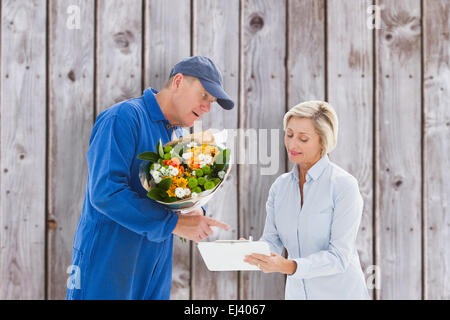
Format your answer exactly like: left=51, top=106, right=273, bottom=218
left=200, top=102, right=211, bottom=113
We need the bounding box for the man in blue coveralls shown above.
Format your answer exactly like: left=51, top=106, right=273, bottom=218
left=66, top=56, right=233, bottom=300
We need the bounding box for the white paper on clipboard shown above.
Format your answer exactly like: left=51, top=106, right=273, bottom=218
left=197, top=240, right=270, bottom=271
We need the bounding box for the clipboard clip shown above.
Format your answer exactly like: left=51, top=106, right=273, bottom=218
left=215, top=236, right=253, bottom=243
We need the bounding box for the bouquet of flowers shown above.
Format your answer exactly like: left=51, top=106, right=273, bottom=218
left=138, top=130, right=231, bottom=214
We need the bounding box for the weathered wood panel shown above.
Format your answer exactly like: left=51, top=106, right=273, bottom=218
left=0, top=0, right=47, bottom=299
left=326, top=0, right=374, bottom=299
left=0, top=0, right=448, bottom=301
left=240, top=0, right=286, bottom=300
left=376, top=0, right=422, bottom=299
left=144, top=0, right=191, bottom=91
left=423, top=0, right=450, bottom=300
left=97, top=0, right=142, bottom=114
left=191, top=0, right=240, bottom=300
left=144, top=0, right=191, bottom=299
left=47, top=0, right=94, bottom=300
left=287, top=0, right=325, bottom=104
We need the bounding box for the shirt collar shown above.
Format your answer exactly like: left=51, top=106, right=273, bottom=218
left=291, top=154, right=330, bottom=182
left=143, top=87, right=166, bottom=122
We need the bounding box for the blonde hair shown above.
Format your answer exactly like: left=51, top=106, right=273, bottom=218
left=283, top=101, right=338, bottom=157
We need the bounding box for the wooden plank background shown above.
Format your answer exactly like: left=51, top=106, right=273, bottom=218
left=47, top=0, right=94, bottom=300
left=0, top=0, right=448, bottom=300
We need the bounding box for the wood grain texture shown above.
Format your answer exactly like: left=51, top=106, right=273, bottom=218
left=143, top=0, right=192, bottom=299
left=240, top=0, right=286, bottom=300
left=97, top=0, right=142, bottom=114
left=0, top=1, right=449, bottom=301
left=191, top=0, right=240, bottom=300
left=376, top=0, right=422, bottom=299
left=0, top=0, right=46, bottom=299
left=288, top=0, right=325, bottom=104
left=47, top=0, right=94, bottom=300
left=144, top=0, right=191, bottom=91
left=423, top=0, right=450, bottom=300
left=326, top=0, right=374, bottom=299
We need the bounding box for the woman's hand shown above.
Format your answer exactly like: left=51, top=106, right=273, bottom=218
left=244, top=252, right=297, bottom=275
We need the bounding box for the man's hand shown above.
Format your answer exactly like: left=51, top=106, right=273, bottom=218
left=172, top=214, right=230, bottom=242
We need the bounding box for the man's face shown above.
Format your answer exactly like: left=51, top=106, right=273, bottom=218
left=171, top=75, right=217, bottom=127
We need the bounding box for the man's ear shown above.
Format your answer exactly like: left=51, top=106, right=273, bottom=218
left=171, top=73, right=184, bottom=90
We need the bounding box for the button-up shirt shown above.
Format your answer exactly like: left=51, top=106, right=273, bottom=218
left=260, top=155, right=370, bottom=300
left=67, top=88, right=185, bottom=300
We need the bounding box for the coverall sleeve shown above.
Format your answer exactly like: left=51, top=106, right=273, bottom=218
left=87, top=115, right=179, bottom=243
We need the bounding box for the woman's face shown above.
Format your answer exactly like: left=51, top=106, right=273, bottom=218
left=284, top=117, right=323, bottom=168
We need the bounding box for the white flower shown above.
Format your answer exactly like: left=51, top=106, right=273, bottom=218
left=153, top=163, right=161, bottom=170
left=150, top=170, right=160, bottom=179
left=191, top=171, right=196, bottom=176
left=182, top=152, right=193, bottom=160
left=160, top=167, right=173, bottom=177
left=170, top=167, right=179, bottom=176
left=198, top=154, right=213, bottom=168
left=204, top=155, right=213, bottom=164
left=183, top=188, right=191, bottom=196
left=154, top=176, right=162, bottom=184
left=191, top=192, right=198, bottom=198
left=175, top=188, right=185, bottom=198
left=218, top=170, right=225, bottom=179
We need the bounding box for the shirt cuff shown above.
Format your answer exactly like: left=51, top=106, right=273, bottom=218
left=201, top=206, right=207, bottom=216
left=288, top=258, right=311, bottom=280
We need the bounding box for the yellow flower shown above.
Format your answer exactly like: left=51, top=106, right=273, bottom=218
left=186, top=144, right=219, bottom=169
left=167, top=176, right=188, bottom=198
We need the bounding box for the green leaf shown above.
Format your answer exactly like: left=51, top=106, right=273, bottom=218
left=137, top=151, right=160, bottom=162
left=157, top=139, right=165, bottom=158
left=147, top=188, right=163, bottom=201
left=158, top=177, right=172, bottom=191
left=222, top=148, right=231, bottom=163
left=214, top=148, right=231, bottom=165
left=213, top=163, right=225, bottom=172
left=164, top=197, right=179, bottom=203
left=144, top=161, right=152, bottom=182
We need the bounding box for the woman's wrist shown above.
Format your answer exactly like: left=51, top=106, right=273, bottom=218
left=283, top=259, right=297, bottom=275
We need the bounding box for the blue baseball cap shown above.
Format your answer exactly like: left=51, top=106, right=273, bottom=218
left=169, top=56, right=234, bottom=110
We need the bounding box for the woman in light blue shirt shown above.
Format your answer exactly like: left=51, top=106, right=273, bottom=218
left=244, top=101, right=370, bottom=300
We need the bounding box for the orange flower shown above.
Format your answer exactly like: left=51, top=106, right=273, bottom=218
left=185, top=144, right=219, bottom=170
left=167, top=176, right=188, bottom=198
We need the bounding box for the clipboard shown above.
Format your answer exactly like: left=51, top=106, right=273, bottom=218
left=197, top=240, right=270, bottom=271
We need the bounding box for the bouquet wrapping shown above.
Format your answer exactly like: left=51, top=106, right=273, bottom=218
left=138, top=130, right=231, bottom=214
